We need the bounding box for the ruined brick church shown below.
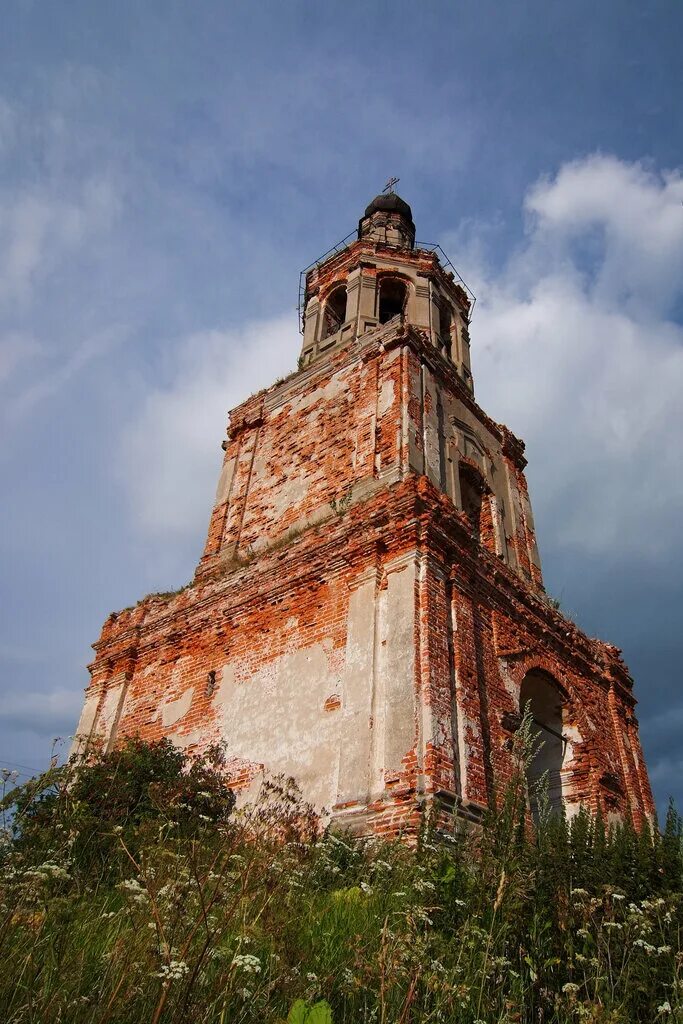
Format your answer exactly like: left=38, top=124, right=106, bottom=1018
left=73, top=190, right=654, bottom=832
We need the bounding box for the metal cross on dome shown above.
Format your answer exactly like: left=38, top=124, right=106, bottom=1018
left=382, top=176, right=400, bottom=194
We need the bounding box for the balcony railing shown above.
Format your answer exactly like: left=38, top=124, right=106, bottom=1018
left=297, top=232, right=477, bottom=333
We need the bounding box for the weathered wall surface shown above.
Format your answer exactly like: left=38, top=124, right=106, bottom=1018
left=74, top=325, right=655, bottom=834
left=199, top=326, right=543, bottom=594
left=78, top=484, right=428, bottom=824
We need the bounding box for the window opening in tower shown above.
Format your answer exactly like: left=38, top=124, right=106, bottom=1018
left=378, top=279, right=407, bottom=324
left=322, top=284, right=348, bottom=340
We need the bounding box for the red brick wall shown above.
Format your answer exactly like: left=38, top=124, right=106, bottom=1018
left=74, top=326, right=655, bottom=835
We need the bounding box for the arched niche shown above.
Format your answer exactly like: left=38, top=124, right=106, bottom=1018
left=438, top=302, right=453, bottom=356
left=321, top=283, right=348, bottom=340
left=458, top=460, right=496, bottom=554
left=520, top=670, right=566, bottom=820
left=378, top=277, right=408, bottom=324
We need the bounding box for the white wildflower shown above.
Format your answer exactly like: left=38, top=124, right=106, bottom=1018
left=155, top=960, right=189, bottom=981
left=562, top=983, right=580, bottom=994
left=633, top=939, right=656, bottom=953
left=119, top=878, right=144, bottom=893
left=25, top=861, right=71, bottom=882
left=371, top=860, right=393, bottom=872
left=231, top=953, right=262, bottom=974
left=414, top=878, right=436, bottom=894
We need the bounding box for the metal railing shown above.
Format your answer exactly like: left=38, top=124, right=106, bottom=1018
left=297, top=230, right=357, bottom=332
left=297, top=230, right=477, bottom=333
left=415, top=241, right=477, bottom=314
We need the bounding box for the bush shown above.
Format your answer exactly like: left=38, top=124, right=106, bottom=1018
left=2, top=738, right=236, bottom=880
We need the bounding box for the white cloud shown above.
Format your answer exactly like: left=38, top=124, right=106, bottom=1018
left=0, top=177, right=120, bottom=307
left=120, top=315, right=299, bottom=537
left=524, top=155, right=683, bottom=316
left=468, top=155, right=683, bottom=558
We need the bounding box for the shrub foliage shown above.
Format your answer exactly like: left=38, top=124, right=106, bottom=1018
left=0, top=734, right=681, bottom=1023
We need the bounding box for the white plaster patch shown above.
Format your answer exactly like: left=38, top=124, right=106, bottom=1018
left=70, top=690, right=100, bottom=755
left=167, top=727, right=205, bottom=749
left=564, top=722, right=583, bottom=745
left=216, top=643, right=342, bottom=810
left=253, top=471, right=309, bottom=525
left=276, top=370, right=351, bottom=418
left=100, top=682, right=125, bottom=736
left=215, top=456, right=236, bottom=505
left=337, top=578, right=376, bottom=804
left=161, top=688, right=194, bottom=728
left=378, top=378, right=395, bottom=416
left=379, top=558, right=417, bottom=777
left=423, top=371, right=443, bottom=486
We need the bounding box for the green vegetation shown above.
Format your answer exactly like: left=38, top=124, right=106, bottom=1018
left=1, top=732, right=681, bottom=1023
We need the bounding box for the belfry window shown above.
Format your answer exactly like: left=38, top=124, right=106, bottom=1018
left=378, top=278, right=407, bottom=324
left=458, top=462, right=497, bottom=553
left=459, top=466, right=484, bottom=542
left=520, top=671, right=566, bottom=820
left=438, top=304, right=453, bottom=355
left=321, top=284, right=347, bottom=340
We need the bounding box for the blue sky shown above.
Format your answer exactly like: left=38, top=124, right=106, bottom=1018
left=1, top=1, right=682, bottom=815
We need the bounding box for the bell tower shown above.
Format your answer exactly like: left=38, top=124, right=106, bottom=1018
left=73, top=190, right=655, bottom=835
left=300, top=189, right=474, bottom=392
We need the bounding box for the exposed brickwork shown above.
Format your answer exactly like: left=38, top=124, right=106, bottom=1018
left=73, top=199, right=655, bottom=836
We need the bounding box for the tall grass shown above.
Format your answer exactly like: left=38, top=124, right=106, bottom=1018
left=1, top=730, right=681, bottom=1024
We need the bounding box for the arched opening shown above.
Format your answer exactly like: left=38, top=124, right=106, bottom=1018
left=321, top=284, right=347, bottom=340
left=378, top=278, right=407, bottom=324
left=520, top=670, right=565, bottom=820
left=438, top=303, right=453, bottom=355
left=459, top=461, right=492, bottom=538
left=459, top=467, right=483, bottom=542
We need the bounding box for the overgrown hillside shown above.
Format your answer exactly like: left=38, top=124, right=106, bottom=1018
left=1, top=733, right=681, bottom=1024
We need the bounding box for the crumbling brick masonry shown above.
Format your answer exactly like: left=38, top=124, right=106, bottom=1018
left=73, top=191, right=655, bottom=834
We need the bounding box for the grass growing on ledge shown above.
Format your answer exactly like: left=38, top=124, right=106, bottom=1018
left=1, top=734, right=681, bottom=1024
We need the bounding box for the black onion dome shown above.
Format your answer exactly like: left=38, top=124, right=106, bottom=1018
left=364, top=192, right=414, bottom=223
